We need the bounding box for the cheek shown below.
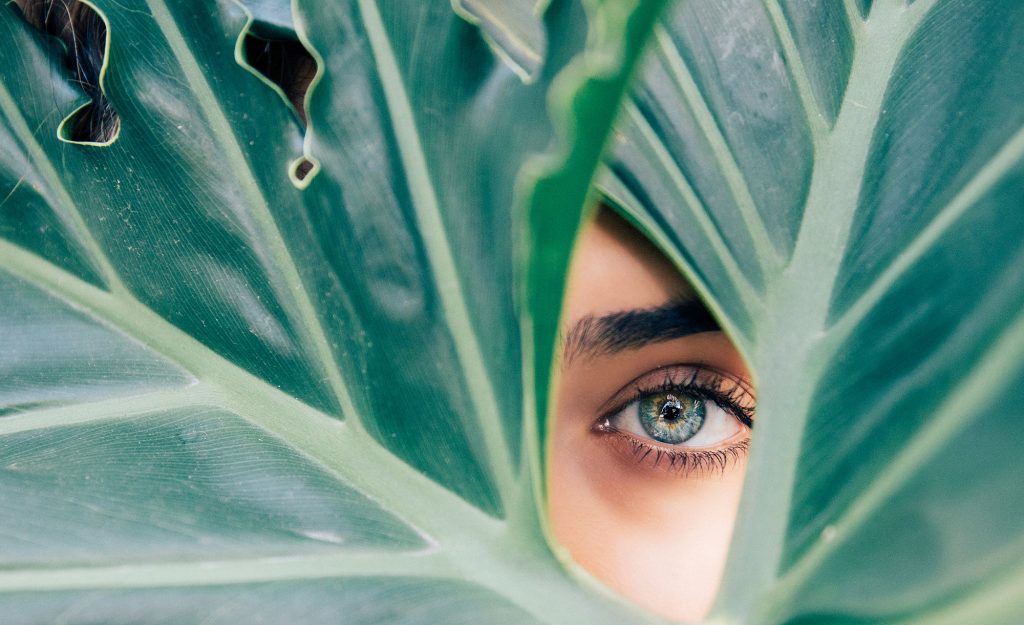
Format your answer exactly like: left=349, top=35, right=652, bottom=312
left=548, top=402, right=747, bottom=621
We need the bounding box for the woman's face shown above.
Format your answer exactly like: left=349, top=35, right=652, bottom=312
left=549, top=208, right=754, bottom=622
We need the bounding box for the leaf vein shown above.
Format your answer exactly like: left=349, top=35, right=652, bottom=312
left=652, top=26, right=782, bottom=267
left=760, top=0, right=830, bottom=140
left=622, top=102, right=763, bottom=309
left=0, top=240, right=498, bottom=543
left=831, top=123, right=1024, bottom=339
left=143, top=0, right=359, bottom=426
left=354, top=0, right=516, bottom=501
left=0, top=81, right=127, bottom=294
left=775, top=306, right=1024, bottom=607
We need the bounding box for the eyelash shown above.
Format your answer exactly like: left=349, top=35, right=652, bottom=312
left=611, top=435, right=751, bottom=476
left=592, top=366, right=755, bottom=477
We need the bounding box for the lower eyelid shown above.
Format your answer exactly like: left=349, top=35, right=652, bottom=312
left=596, top=428, right=751, bottom=477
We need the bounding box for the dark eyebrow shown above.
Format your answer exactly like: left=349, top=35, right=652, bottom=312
left=560, top=298, right=720, bottom=366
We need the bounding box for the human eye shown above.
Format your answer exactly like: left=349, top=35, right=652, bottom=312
left=593, top=365, right=755, bottom=476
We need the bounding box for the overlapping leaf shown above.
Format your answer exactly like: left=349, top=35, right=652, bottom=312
left=603, top=0, right=1024, bottom=623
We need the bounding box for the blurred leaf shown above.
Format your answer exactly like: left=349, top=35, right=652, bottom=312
left=450, top=0, right=547, bottom=82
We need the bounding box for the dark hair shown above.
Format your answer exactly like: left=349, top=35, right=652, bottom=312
left=17, top=0, right=116, bottom=142
left=17, top=0, right=316, bottom=143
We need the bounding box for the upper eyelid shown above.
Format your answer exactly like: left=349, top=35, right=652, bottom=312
left=597, top=363, right=753, bottom=418
left=596, top=363, right=702, bottom=415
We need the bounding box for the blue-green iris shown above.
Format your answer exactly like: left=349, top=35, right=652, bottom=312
left=638, top=392, right=705, bottom=444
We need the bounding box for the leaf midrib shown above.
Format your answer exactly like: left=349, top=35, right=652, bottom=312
left=717, top=3, right=940, bottom=620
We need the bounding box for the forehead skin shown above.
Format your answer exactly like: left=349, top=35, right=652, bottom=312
left=561, top=209, right=694, bottom=325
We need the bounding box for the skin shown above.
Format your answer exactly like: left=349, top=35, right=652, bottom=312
left=548, top=208, right=753, bottom=622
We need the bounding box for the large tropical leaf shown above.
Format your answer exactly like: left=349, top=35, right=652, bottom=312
left=3, top=0, right=1022, bottom=623
left=601, top=0, right=1024, bottom=623
left=0, top=0, right=669, bottom=622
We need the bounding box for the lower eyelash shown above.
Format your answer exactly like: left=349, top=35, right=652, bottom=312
left=601, top=428, right=751, bottom=477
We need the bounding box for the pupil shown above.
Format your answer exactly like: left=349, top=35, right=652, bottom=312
left=638, top=392, right=706, bottom=444
left=660, top=394, right=684, bottom=422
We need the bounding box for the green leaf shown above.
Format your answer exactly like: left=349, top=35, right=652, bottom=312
left=602, top=0, right=1024, bottom=623
left=0, top=0, right=667, bottom=623
left=4, top=0, right=1021, bottom=622
left=450, top=0, right=547, bottom=83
